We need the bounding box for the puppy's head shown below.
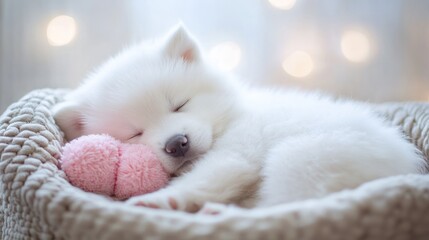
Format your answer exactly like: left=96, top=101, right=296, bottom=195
left=54, top=24, right=239, bottom=174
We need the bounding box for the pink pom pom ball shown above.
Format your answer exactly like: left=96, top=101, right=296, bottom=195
left=60, top=134, right=169, bottom=199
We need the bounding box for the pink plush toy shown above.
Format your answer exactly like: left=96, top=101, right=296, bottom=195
left=60, top=134, right=170, bottom=200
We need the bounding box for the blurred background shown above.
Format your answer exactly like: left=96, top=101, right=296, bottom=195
left=1, top=0, right=429, bottom=113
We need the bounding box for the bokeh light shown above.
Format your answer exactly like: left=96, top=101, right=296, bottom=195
left=282, top=51, right=314, bottom=78
left=47, top=15, right=77, bottom=46
left=268, top=0, right=296, bottom=10
left=341, top=30, right=371, bottom=62
left=209, top=41, right=242, bottom=71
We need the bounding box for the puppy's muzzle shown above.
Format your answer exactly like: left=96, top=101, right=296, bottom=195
left=164, top=134, right=189, bottom=157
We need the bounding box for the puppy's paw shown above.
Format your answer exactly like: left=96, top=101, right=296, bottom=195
left=198, top=202, right=228, bottom=215
left=126, top=191, right=180, bottom=210
left=126, top=190, right=202, bottom=212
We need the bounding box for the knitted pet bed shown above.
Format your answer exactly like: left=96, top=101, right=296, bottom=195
left=1, top=89, right=429, bottom=240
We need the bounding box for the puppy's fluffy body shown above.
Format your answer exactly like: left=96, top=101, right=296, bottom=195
left=54, top=26, right=426, bottom=211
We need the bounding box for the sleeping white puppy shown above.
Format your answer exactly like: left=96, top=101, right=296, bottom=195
left=54, top=24, right=426, bottom=212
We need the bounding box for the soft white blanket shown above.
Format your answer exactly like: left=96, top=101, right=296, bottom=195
left=0, top=89, right=428, bottom=240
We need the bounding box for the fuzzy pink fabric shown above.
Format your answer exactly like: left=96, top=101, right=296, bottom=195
left=61, top=134, right=169, bottom=199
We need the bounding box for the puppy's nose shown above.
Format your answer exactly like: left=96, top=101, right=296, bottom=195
left=164, top=134, right=189, bottom=157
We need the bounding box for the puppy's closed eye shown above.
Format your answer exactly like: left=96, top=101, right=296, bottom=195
left=173, top=99, right=190, bottom=112
left=128, top=131, right=143, bottom=141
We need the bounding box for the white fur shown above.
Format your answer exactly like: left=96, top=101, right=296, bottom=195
left=54, top=25, right=426, bottom=211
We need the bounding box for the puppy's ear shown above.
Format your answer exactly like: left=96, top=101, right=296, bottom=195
left=163, top=24, right=201, bottom=62
left=52, top=101, right=84, bottom=141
